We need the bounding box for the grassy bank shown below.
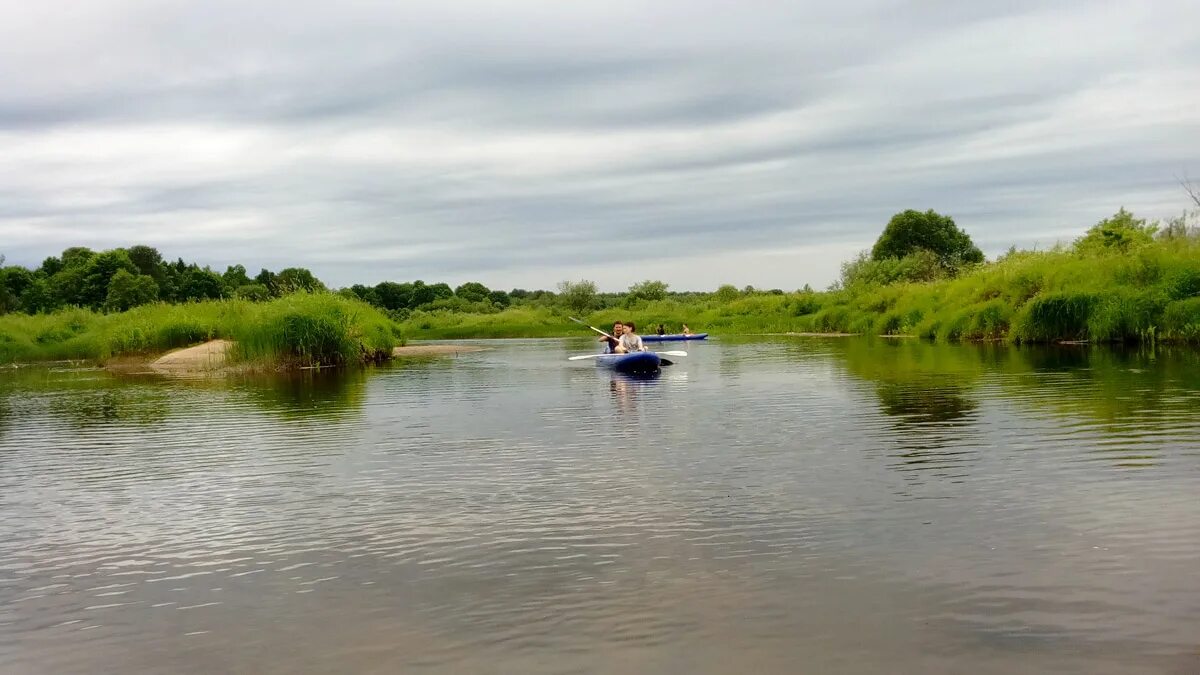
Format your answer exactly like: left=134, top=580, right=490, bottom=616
left=0, top=293, right=404, bottom=367
left=400, top=239, right=1200, bottom=344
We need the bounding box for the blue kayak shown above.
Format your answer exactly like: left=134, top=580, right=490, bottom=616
left=595, top=351, right=662, bottom=373
left=642, top=333, right=707, bottom=342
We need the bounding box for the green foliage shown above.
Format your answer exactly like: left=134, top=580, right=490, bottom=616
left=178, top=267, right=225, bottom=301
left=234, top=283, right=272, bottom=301
left=714, top=284, right=740, bottom=303
left=0, top=294, right=402, bottom=366
left=274, top=267, right=326, bottom=295
left=1014, top=292, right=1098, bottom=342
left=1075, top=208, right=1157, bottom=255
left=104, top=270, right=159, bottom=312
left=127, top=245, right=164, bottom=279
left=222, top=264, right=252, bottom=289
left=871, top=209, right=983, bottom=272
left=1162, top=298, right=1200, bottom=341
left=454, top=281, right=492, bottom=303
left=556, top=279, right=599, bottom=313
left=841, top=249, right=944, bottom=288
left=627, top=280, right=669, bottom=303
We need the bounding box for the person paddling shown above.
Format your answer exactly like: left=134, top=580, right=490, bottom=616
left=599, top=321, right=623, bottom=353
left=656, top=324, right=666, bottom=336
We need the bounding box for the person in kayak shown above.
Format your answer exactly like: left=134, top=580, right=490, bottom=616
left=681, top=324, right=692, bottom=335
left=614, top=321, right=647, bottom=353
left=656, top=324, right=666, bottom=335
left=599, top=321, right=623, bottom=353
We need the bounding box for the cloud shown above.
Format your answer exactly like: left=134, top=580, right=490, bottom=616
left=1, top=0, right=1197, bottom=290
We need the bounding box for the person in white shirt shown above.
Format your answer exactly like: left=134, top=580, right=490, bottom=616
left=614, top=321, right=647, bottom=353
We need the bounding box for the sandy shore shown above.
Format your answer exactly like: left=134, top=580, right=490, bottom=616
left=149, top=339, right=234, bottom=374
left=106, top=340, right=489, bottom=376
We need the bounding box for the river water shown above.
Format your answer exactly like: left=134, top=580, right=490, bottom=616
left=1, top=338, right=1198, bottom=674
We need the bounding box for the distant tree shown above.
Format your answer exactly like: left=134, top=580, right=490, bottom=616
left=627, top=280, right=669, bottom=302
left=104, top=269, right=159, bottom=312
left=127, top=245, right=164, bottom=280
left=40, top=255, right=64, bottom=277
left=489, top=290, right=511, bottom=307
left=714, top=284, right=740, bottom=303
left=254, top=268, right=278, bottom=293
left=872, top=209, right=983, bottom=272
left=428, top=282, right=454, bottom=301
left=509, top=288, right=530, bottom=300
left=178, top=267, right=225, bottom=301
left=61, top=246, right=95, bottom=268
left=1075, top=208, right=1157, bottom=254
left=234, top=283, right=272, bottom=301
left=222, top=264, right=252, bottom=290
left=77, top=250, right=138, bottom=308
left=454, top=281, right=492, bottom=303
left=19, top=278, right=55, bottom=313
left=346, top=284, right=381, bottom=306
left=373, top=281, right=413, bottom=310
left=408, top=281, right=436, bottom=307
left=275, top=267, right=325, bottom=295
left=0, top=265, right=36, bottom=313
left=556, top=279, right=598, bottom=313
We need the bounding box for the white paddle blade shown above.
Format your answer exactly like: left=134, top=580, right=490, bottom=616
left=567, top=354, right=604, bottom=361
left=657, top=350, right=688, bottom=357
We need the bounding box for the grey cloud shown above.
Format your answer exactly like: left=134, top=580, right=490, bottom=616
left=1, top=0, right=1197, bottom=290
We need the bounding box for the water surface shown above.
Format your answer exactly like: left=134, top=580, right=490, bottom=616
left=2, top=338, right=1199, bottom=674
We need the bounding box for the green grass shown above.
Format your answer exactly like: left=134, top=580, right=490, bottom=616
left=397, top=239, right=1200, bottom=344
left=0, top=293, right=404, bottom=367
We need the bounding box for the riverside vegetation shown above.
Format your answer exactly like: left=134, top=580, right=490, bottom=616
left=2, top=201, right=1199, bottom=366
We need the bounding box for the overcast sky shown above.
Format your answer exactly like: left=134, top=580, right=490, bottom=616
left=1, top=0, right=1197, bottom=291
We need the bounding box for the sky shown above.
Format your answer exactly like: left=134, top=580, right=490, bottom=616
left=1, top=0, right=1198, bottom=291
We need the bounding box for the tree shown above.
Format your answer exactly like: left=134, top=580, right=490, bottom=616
left=714, top=284, right=740, bottom=303
left=871, top=209, right=983, bottom=272
left=255, top=269, right=278, bottom=295
left=61, top=247, right=95, bottom=268
left=0, top=265, right=36, bottom=313
left=275, top=267, right=325, bottom=295
left=346, top=284, right=381, bottom=306
left=428, top=282, right=454, bottom=301
left=178, top=267, right=225, bottom=301
left=557, top=279, right=598, bottom=313
left=1075, top=208, right=1157, bottom=255
left=77, top=250, right=138, bottom=308
left=222, top=264, right=252, bottom=290
left=104, top=269, right=159, bottom=312
left=234, top=283, right=272, bottom=301
left=39, top=256, right=63, bottom=277
left=489, top=290, right=511, bottom=307
left=627, top=280, right=669, bottom=302
left=373, top=281, right=413, bottom=310
left=127, top=245, right=164, bottom=280
left=454, top=281, right=492, bottom=303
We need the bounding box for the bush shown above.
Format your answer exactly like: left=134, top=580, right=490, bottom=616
left=1015, top=292, right=1098, bottom=342
left=1162, top=298, right=1200, bottom=341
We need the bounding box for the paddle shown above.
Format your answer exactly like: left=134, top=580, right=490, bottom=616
left=568, top=316, right=615, bottom=340
left=567, top=350, right=687, bottom=361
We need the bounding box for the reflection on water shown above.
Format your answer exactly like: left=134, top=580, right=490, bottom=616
left=1, top=338, right=1199, bottom=675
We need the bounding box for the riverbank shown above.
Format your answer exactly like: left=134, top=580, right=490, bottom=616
left=108, top=339, right=490, bottom=377
left=0, top=293, right=404, bottom=368
left=398, top=241, right=1200, bottom=344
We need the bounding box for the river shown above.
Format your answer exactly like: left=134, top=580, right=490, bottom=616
left=1, top=337, right=1198, bottom=674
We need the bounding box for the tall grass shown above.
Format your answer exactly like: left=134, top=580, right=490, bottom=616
left=0, top=293, right=403, bottom=366
left=397, top=239, right=1200, bottom=344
